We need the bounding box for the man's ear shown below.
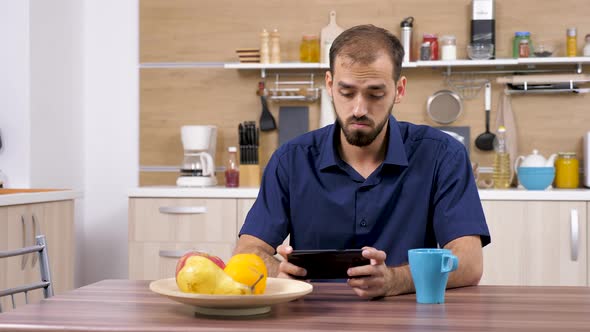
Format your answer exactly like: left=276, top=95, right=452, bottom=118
left=394, top=76, right=407, bottom=104
left=325, top=70, right=333, bottom=98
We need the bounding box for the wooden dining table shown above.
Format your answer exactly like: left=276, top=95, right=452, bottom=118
left=1, top=279, right=590, bottom=331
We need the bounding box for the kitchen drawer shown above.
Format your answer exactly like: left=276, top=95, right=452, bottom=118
left=129, top=198, right=237, bottom=243
left=129, top=241, right=235, bottom=280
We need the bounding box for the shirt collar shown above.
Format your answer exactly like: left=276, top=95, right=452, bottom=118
left=318, top=115, right=409, bottom=171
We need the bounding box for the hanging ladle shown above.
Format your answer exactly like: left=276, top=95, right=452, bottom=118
left=475, top=82, right=495, bottom=151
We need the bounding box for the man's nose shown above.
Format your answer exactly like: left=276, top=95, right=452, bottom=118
left=352, top=95, right=368, bottom=118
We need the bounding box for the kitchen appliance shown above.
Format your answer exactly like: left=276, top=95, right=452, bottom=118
left=471, top=0, right=495, bottom=58
left=584, top=131, right=590, bottom=187
left=177, top=125, right=218, bottom=187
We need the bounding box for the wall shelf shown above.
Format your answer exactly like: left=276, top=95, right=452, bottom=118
left=139, top=57, right=590, bottom=77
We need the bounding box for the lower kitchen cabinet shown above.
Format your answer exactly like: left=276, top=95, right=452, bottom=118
left=480, top=200, right=587, bottom=286
left=128, top=198, right=238, bottom=280
left=0, top=200, right=74, bottom=312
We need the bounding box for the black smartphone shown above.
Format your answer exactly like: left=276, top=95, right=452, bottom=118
left=286, top=249, right=370, bottom=279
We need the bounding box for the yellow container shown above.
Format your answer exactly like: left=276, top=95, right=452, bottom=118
left=300, top=35, right=320, bottom=62
left=555, top=152, right=579, bottom=188
left=567, top=28, right=578, bottom=57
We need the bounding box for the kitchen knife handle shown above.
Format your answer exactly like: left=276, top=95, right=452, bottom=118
left=158, top=206, right=207, bottom=215
left=570, top=208, right=579, bottom=262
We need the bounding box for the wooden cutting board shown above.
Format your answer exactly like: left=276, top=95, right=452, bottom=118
left=320, top=11, right=344, bottom=64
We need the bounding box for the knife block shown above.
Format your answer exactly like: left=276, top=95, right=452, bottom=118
left=240, top=165, right=261, bottom=187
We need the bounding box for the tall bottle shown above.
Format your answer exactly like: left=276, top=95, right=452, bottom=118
left=225, top=146, right=239, bottom=188
left=260, top=29, right=270, bottom=64
left=493, top=126, right=511, bottom=189
left=400, top=17, right=414, bottom=63
left=567, top=27, right=577, bottom=57
left=270, top=29, right=281, bottom=63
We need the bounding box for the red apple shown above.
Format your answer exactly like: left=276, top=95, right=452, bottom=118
left=175, top=251, right=226, bottom=278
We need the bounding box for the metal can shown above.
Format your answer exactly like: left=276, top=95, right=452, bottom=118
left=420, top=42, right=431, bottom=61
left=555, top=152, right=579, bottom=188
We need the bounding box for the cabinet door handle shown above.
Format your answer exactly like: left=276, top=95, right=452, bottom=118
left=31, top=214, right=39, bottom=268
left=570, top=209, right=579, bottom=262
left=158, top=206, right=207, bottom=215
left=159, top=250, right=190, bottom=258
left=21, top=216, right=28, bottom=270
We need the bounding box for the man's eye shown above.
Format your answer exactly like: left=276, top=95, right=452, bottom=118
left=370, top=94, right=385, bottom=99
left=339, top=91, right=354, bottom=98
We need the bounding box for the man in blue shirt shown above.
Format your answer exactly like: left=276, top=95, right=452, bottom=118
left=235, top=24, right=490, bottom=298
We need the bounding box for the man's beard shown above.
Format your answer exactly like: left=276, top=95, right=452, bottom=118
left=334, top=102, right=394, bottom=147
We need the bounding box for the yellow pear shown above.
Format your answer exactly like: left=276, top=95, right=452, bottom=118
left=176, top=255, right=252, bottom=295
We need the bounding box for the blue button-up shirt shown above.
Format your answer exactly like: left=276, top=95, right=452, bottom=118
left=240, top=115, right=490, bottom=266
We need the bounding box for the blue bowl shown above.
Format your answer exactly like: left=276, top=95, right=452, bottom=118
left=517, top=167, right=555, bottom=190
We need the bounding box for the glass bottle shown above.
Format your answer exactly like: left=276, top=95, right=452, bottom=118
left=225, top=146, right=239, bottom=188
left=555, top=152, right=579, bottom=188
left=518, top=39, right=530, bottom=58
left=493, top=126, right=511, bottom=189
left=567, top=27, right=577, bottom=57
left=300, top=34, right=320, bottom=62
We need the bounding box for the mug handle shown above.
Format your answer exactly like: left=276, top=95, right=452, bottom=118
left=514, top=156, right=525, bottom=175
left=441, top=254, right=459, bottom=273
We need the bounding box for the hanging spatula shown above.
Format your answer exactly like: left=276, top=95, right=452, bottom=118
left=259, top=95, right=276, bottom=131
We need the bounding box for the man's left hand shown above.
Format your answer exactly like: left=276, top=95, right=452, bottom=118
left=346, top=247, right=392, bottom=299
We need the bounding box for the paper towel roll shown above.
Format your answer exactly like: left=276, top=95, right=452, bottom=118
left=319, top=87, right=336, bottom=127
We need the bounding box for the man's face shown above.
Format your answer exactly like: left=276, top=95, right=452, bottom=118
left=326, top=53, right=406, bottom=147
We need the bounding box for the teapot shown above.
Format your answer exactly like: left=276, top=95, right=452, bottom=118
left=514, top=149, right=557, bottom=173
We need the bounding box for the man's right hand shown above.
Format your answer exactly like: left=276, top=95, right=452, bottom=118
left=276, top=244, right=308, bottom=279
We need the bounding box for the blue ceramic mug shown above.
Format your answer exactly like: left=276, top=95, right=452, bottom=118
left=408, top=248, right=459, bottom=304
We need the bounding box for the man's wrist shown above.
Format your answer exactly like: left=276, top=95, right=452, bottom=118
left=386, top=265, right=415, bottom=296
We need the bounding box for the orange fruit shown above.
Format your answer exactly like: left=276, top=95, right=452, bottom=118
left=224, top=254, right=267, bottom=294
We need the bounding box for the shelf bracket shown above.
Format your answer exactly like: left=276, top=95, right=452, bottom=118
left=577, top=63, right=583, bottom=74
left=261, top=68, right=266, bottom=79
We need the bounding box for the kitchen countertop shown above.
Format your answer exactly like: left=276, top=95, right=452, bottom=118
left=129, top=186, right=590, bottom=201
left=0, top=189, right=83, bottom=206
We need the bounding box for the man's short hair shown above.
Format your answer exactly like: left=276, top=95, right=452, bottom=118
left=329, top=24, right=404, bottom=82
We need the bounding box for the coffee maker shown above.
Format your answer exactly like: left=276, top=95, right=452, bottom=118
left=177, top=125, right=218, bottom=187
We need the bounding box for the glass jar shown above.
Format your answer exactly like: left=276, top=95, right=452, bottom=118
left=420, top=42, right=431, bottom=61
left=422, top=34, right=438, bottom=60
left=513, top=31, right=531, bottom=58
left=440, top=35, right=457, bottom=60
left=300, top=34, right=320, bottom=63
left=555, top=152, right=579, bottom=188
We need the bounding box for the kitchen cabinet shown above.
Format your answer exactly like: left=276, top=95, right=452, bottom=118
left=0, top=200, right=74, bottom=312
left=480, top=200, right=587, bottom=286
left=128, top=198, right=238, bottom=280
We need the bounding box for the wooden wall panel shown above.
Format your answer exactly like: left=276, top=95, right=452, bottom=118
left=140, top=0, right=590, bottom=186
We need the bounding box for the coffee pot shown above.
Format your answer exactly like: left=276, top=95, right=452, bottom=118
left=177, top=125, right=218, bottom=187
left=514, top=149, right=557, bottom=171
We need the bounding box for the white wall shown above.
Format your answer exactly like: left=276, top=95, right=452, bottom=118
left=81, top=0, right=139, bottom=284
left=0, top=1, right=31, bottom=188
left=0, top=0, right=138, bottom=286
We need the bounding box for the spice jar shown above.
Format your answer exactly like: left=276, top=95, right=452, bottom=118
left=513, top=31, right=531, bottom=58
left=555, top=152, right=579, bottom=188
left=518, top=39, right=530, bottom=58
left=300, top=34, right=320, bottom=62
left=440, top=35, right=457, bottom=60
left=420, top=42, right=431, bottom=60
left=422, top=34, right=439, bottom=60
